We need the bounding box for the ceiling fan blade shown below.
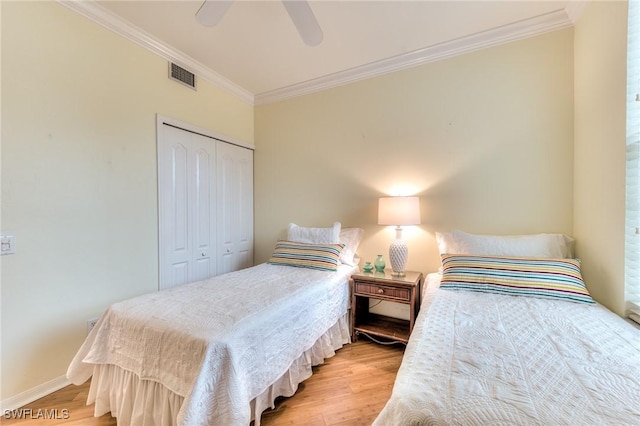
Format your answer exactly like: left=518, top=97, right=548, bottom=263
left=195, top=0, right=234, bottom=27
left=282, top=1, right=323, bottom=46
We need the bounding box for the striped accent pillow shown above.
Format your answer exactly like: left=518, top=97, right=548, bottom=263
left=268, top=241, right=345, bottom=271
left=440, top=254, right=594, bottom=304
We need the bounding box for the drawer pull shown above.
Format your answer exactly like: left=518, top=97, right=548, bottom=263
left=378, top=288, right=384, bottom=294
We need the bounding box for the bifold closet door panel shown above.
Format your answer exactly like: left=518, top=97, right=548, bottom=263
left=158, top=124, right=216, bottom=289
left=217, top=142, right=254, bottom=275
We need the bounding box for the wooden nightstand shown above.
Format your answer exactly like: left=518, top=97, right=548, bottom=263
left=350, top=270, right=423, bottom=345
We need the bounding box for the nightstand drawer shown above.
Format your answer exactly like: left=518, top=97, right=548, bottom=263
left=354, top=282, right=410, bottom=301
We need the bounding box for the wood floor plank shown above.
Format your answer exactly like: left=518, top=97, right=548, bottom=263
left=1, top=339, right=403, bottom=426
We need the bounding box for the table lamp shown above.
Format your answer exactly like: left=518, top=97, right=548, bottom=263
left=378, top=196, right=421, bottom=276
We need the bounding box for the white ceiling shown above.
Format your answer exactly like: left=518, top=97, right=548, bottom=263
left=67, top=1, right=581, bottom=104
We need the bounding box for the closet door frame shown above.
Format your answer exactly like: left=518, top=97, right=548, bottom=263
left=156, top=115, right=254, bottom=290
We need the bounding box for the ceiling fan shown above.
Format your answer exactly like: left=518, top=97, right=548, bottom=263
left=195, top=0, right=324, bottom=46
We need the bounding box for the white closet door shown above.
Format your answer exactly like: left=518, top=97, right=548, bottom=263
left=191, top=138, right=216, bottom=282
left=158, top=124, right=216, bottom=289
left=217, top=142, right=254, bottom=274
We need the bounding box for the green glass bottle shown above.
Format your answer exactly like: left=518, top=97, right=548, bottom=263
left=374, top=255, right=386, bottom=272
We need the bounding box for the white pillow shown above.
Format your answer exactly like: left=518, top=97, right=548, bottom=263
left=435, top=232, right=461, bottom=256
left=339, top=228, right=364, bottom=266
left=287, top=222, right=341, bottom=244
left=437, top=230, right=573, bottom=259
left=561, top=234, right=575, bottom=258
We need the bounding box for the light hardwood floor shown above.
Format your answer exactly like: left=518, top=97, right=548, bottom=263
left=1, top=339, right=403, bottom=426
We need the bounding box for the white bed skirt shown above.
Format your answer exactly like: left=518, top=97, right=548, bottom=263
left=87, top=314, right=351, bottom=426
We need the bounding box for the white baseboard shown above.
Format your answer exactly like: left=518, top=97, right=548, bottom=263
left=0, top=375, right=71, bottom=412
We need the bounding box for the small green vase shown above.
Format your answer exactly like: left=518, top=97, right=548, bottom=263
left=374, top=255, right=386, bottom=272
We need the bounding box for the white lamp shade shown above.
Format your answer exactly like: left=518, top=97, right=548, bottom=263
left=378, top=196, right=421, bottom=226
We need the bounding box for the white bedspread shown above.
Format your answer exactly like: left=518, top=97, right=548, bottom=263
left=67, top=263, right=356, bottom=425
left=374, top=275, right=640, bottom=425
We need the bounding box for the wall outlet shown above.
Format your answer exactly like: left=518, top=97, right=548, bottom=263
left=0, top=235, right=15, bottom=255
left=86, top=318, right=99, bottom=335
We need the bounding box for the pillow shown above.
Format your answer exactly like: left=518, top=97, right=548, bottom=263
left=440, top=254, right=594, bottom=304
left=267, top=241, right=345, bottom=271
left=287, top=222, right=341, bottom=244
left=436, top=230, right=572, bottom=259
left=339, top=228, right=364, bottom=266
left=561, top=234, right=575, bottom=257
left=435, top=232, right=461, bottom=255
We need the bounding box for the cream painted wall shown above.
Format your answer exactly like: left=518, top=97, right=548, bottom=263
left=255, top=29, right=575, bottom=281
left=1, top=0, right=627, bottom=409
left=1, top=1, right=253, bottom=400
left=573, top=0, right=628, bottom=316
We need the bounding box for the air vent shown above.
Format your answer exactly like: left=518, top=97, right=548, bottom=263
left=169, top=62, right=196, bottom=90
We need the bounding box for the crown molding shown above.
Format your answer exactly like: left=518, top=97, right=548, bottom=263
left=255, top=9, right=574, bottom=105
left=57, top=0, right=255, bottom=105
left=564, top=0, right=588, bottom=24
left=57, top=1, right=575, bottom=107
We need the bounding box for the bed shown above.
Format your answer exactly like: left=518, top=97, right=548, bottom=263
left=374, top=231, right=640, bottom=426
left=67, top=224, right=364, bottom=426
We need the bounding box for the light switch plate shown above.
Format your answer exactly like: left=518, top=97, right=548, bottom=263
left=1, top=235, right=16, bottom=255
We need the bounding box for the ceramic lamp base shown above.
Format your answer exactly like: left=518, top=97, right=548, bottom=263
left=389, top=227, right=408, bottom=276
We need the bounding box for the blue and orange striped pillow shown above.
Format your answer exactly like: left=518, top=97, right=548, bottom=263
left=440, top=254, right=594, bottom=304
left=268, top=241, right=345, bottom=271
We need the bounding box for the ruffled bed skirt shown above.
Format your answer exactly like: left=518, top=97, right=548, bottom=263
left=87, top=314, right=351, bottom=425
